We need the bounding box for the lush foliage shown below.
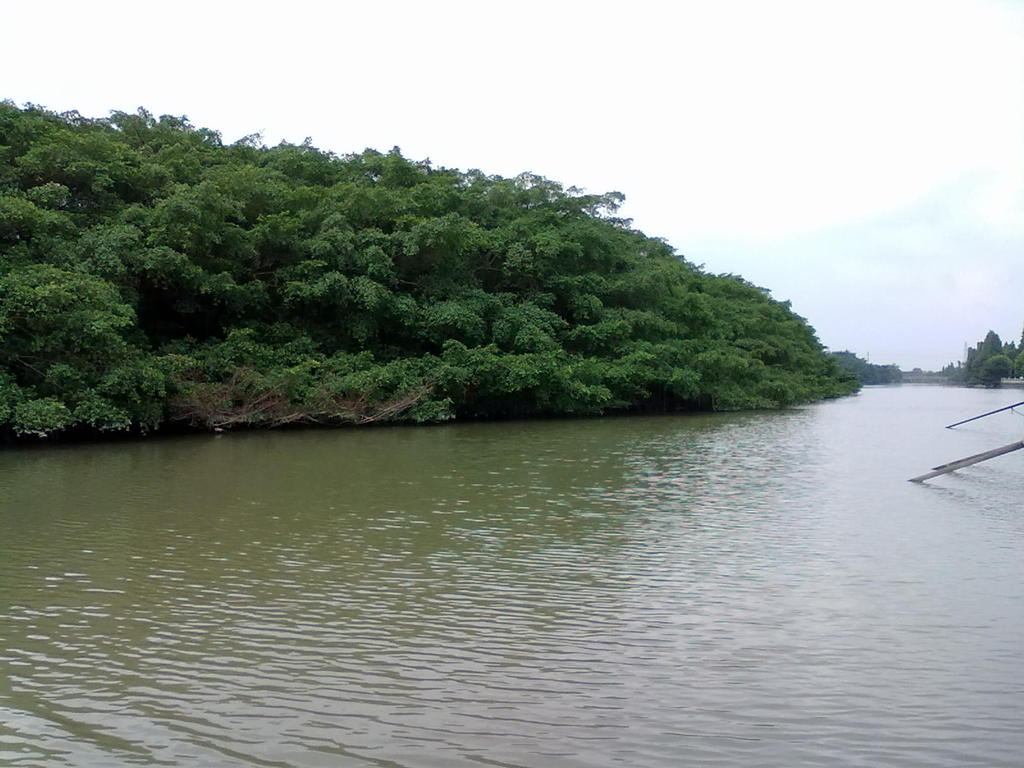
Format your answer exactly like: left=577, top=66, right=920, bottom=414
left=829, top=351, right=902, bottom=385
left=0, top=103, right=857, bottom=438
left=943, top=330, right=1023, bottom=386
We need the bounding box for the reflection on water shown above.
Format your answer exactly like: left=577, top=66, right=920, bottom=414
left=1, top=386, right=1023, bottom=767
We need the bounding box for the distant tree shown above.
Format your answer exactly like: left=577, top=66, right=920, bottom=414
left=979, top=354, right=1013, bottom=386
left=960, top=330, right=1018, bottom=386
left=829, top=351, right=901, bottom=385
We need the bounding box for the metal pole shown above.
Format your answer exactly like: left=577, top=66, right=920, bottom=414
left=945, top=400, right=1024, bottom=429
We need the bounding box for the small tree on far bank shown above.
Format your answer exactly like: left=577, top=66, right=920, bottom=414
left=979, top=354, right=1013, bottom=386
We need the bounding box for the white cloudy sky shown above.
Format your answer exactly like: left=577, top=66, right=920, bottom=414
left=3, top=0, right=1021, bottom=369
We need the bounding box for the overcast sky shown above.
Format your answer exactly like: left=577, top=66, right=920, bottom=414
left=3, top=0, right=1021, bottom=369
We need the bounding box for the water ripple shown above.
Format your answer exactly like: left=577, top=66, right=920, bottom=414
left=2, top=388, right=1024, bottom=765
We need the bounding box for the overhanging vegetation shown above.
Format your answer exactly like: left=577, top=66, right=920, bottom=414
left=0, top=103, right=858, bottom=437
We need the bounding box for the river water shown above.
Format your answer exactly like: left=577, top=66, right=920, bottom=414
left=1, top=385, right=1022, bottom=767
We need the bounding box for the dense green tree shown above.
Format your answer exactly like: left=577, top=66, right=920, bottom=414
left=956, top=330, right=1021, bottom=386
left=978, top=354, right=1013, bottom=386
left=0, top=102, right=857, bottom=438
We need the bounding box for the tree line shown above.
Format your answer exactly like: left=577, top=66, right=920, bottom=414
left=0, top=103, right=857, bottom=438
left=829, top=351, right=902, bottom=385
left=942, top=330, right=1024, bottom=386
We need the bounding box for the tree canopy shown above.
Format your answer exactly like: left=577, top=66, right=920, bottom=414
left=943, top=330, right=1023, bottom=387
left=0, top=103, right=857, bottom=438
